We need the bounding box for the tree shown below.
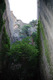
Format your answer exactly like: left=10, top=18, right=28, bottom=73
left=29, top=20, right=37, bottom=27
left=22, top=25, right=31, bottom=36
left=1, top=27, right=10, bottom=70
left=8, top=38, right=38, bottom=80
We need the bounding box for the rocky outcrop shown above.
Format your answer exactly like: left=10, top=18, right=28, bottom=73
left=13, top=19, right=27, bottom=42
left=13, top=17, right=37, bottom=42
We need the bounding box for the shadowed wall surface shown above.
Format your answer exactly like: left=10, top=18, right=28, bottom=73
left=39, top=0, right=53, bottom=80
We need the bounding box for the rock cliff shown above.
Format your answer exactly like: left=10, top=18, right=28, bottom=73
left=3, top=0, right=14, bottom=41
left=0, top=0, right=14, bottom=71
left=38, top=0, right=53, bottom=80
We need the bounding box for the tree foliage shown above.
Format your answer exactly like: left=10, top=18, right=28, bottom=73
left=29, top=20, right=37, bottom=27
left=22, top=25, right=31, bottom=36
left=1, top=27, right=10, bottom=70
left=0, top=0, right=6, bottom=32
left=1, top=27, right=10, bottom=53
left=7, top=38, right=38, bottom=80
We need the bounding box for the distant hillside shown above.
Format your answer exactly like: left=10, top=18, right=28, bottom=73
left=11, top=11, right=38, bottom=42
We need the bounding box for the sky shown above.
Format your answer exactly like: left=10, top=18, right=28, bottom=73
left=9, top=0, right=37, bottom=23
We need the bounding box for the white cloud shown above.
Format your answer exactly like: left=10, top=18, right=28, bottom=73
left=9, top=0, right=37, bottom=23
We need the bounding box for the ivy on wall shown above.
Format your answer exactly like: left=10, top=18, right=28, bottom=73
left=39, top=19, right=50, bottom=65
left=0, top=0, right=6, bottom=32
left=0, top=0, right=10, bottom=70
left=1, top=27, right=10, bottom=70
left=0, top=0, right=10, bottom=50
left=1, top=27, right=10, bottom=53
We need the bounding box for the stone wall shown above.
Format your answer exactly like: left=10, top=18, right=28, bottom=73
left=0, top=0, right=14, bottom=71
left=39, top=0, right=53, bottom=80
left=3, top=0, right=14, bottom=41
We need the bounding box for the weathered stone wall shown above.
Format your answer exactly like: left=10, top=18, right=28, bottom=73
left=3, top=0, right=14, bottom=41
left=0, top=0, right=14, bottom=71
left=39, top=0, right=53, bottom=80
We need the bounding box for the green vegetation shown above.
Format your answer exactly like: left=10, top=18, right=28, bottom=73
left=39, top=19, right=50, bottom=64
left=29, top=20, right=37, bottom=27
left=32, top=32, right=37, bottom=42
left=0, top=0, right=48, bottom=79
left=0, top=22, right=40, bottom=79
left=6, top=34, right=40, bottom=79
left=32, top=22, right=41, bottom=53
left=8, top=39, right=38, bottom=80
left=0, top=27, right=10, bottom=71
left=37, top=20, right=41, bottom=53
left=22, top=25, right=31, bottom=36
left=0, top=0, right=6, bottom=12
left=0, top=0, right=6, bottom=32
left=0, top=0, right=10, bottom=71
left=1, top=27, right=10, bottom=53
left=0, top=1, right=41, bottom=78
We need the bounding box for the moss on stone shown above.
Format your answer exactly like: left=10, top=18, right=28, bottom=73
left=0, top=0, right=6, bottom=32
left=39, top=19, right=50, bottom=65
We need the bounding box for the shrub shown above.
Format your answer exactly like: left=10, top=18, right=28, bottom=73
left=8, top=38, right=38, bottom=79
left=1, top=27, right=10, bottom=70
left=0, top=0, right=6, bottom=32
left=1, top=27, right=10, bottom=53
